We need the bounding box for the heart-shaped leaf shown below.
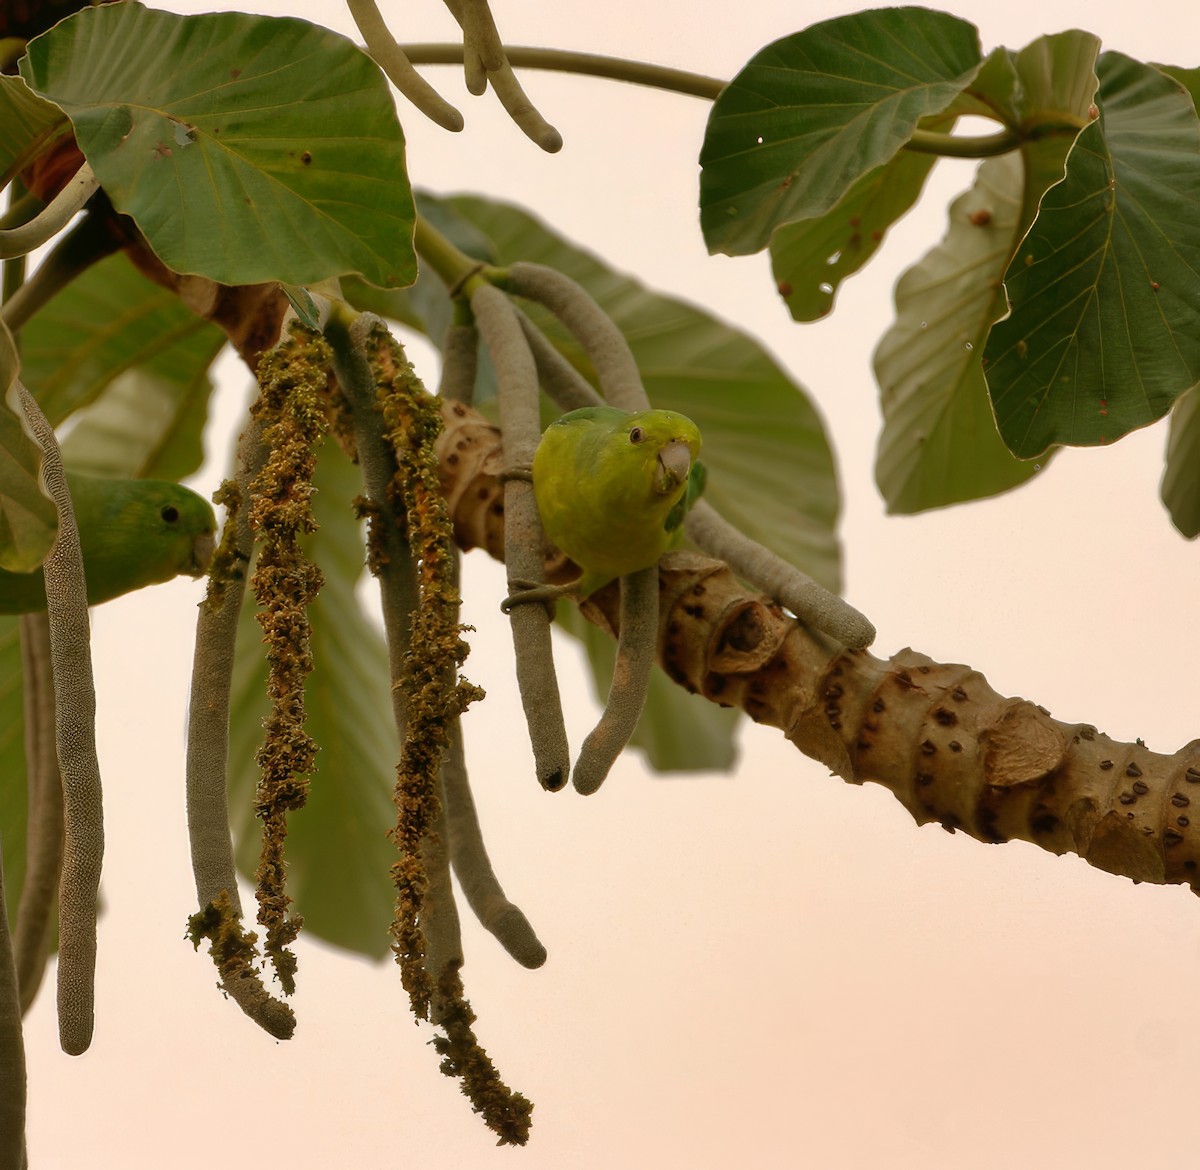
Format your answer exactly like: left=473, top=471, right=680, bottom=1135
left=20, top=252, right=224, bottom=481
left=699, top=7, right=982, bottom=257
left=873, top=32, right=1101, bottom=511
left=986, top=52, right=1200, bottom=457
left=874, top=153, right=1043, bottom=511
left=0, top=73, right=68, bottom=188
left=21, top=1, right=414, bottom=288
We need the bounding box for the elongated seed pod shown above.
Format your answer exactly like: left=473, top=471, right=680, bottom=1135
left=506, top=262, right=645, bottom=409
left=517, top=310, right=602, bottom=412
left=443, top=715, right=546, bottom=966
left=0, top=837, right=26, bottom=1170
left=438, top=321, right=479, bottom=404
left=572, top=565, right=658, bottom=795
left=348, top=0, right=464, bottom=131
left=685, top=500, right=875, bottom=648
left=0, top=163, right=98, bottom=259
left=16, top=384, right=102, bottom=1057
left=185, top=420, right=296, bottom=1041
left=470, top=283, right=571, bottom=791
left=14, top=612, right=62, bottom=1013
left=485, top=63, right=563, bottom=152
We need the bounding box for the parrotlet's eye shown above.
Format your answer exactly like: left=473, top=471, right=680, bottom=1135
left=161, top=504, right=180, bottom=523
left=628, top=426, right=645, bottom=444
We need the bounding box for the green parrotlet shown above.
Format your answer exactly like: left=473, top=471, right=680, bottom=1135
left=0, top=472, right=216, bottom=613
left=528, top=406, right=703, bottom=600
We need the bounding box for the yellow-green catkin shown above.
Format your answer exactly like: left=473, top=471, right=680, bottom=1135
left=248, top=325, right=331, bottom=995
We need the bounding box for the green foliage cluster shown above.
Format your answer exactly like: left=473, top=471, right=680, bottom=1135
left=1, top=3, right=1199, bottom=1151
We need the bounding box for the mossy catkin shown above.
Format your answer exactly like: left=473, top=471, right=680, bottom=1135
left=469, top=283, right=571, bottom=791
left=248, top=325, right=331, bottom=996
left=185, top=424, right=296, bottom=1040
left=15, top=384, right=102, bottom=1057
left=340, top=316, right=530, bottom=1145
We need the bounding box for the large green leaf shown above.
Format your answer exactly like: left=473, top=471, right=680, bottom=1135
left=985, top=52, right=1200, bottom=458
left=19, top=252, right=224, bottom=480
left=874, top=153, right=1041, bottom=511
left=228, top=439, right=397, bottom=959
left=769, top=111, right=953, bottom=323
left=699, top=7, right=982, bottom=257
left=873, top=32, right=1101, bottom=512
left=0, top=73, right=68, bottom=189
left=1161, top=384, right=1200, bottom=538
left=21, top=2, right=415, bottom=288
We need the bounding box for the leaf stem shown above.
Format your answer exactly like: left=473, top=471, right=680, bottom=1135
left=402, top=44, right=1033, bottom=159
left=905, top=126, right=1022, bottom=158
left=412, top=214, right=494, bottom=297
left=401, top=42, right=726, bottom=99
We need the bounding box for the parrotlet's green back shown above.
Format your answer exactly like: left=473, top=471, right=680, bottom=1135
left=532, top=406, right=702, bottom=598
left=0, top=473, right=216, bottom=613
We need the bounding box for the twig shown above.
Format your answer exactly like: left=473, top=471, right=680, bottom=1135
left=0, top=212, right=120, bottom=335
left=13, top=613, right=62, bottom=1014
left=399, top=42, right=726, bottom=100
left=572, top=564, right=659, bottom=794
left=15, top=383, right=102, bottom=1057
left=469, top=283, right=571, bottom=791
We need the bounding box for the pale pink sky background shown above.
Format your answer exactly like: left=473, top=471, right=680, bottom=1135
left=20, top=1, right=1200, bottom=1167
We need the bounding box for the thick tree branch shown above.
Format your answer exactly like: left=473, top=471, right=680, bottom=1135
left=435, top=397, right=1200, bottom=894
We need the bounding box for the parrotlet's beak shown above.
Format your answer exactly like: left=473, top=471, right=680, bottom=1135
left=654, top=440, right=693, bottom=493
left=189, top=531, right=216, bottom=576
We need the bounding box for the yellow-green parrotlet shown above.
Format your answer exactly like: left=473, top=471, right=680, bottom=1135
left=0, top=472, right=216, bottom=613
left=529, top=406, right=703, bottom=600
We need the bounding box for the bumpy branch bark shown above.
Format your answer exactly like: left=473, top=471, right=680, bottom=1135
left=116, top=253, right=1197, bottom=892
left=436, top=397, right=1200, bottom=891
